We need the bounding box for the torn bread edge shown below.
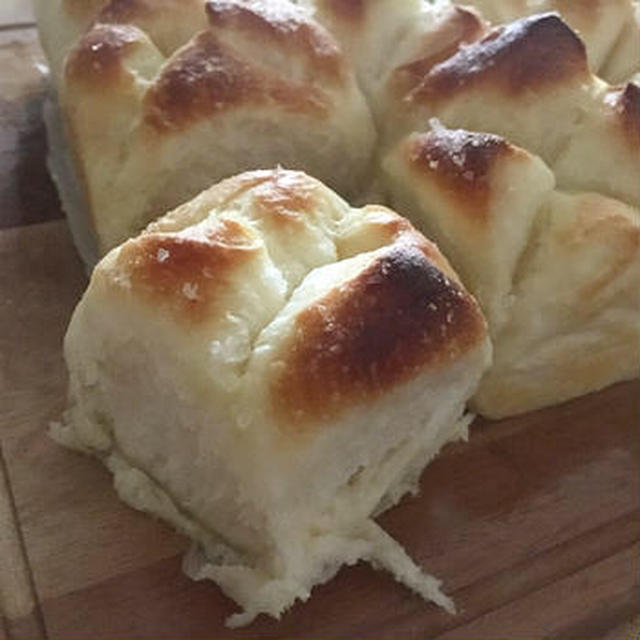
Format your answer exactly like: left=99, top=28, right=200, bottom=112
left=50, top=414, right=471, bottom=626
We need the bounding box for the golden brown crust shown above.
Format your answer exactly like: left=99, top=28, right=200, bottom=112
left=404, top=128, right=516, bottom=223
left=65, top=23, right=145, bottom=87
left=143, top=32, right=259, bottom=131
left=250, top=170, right=319, bottom=227
left=557, top=195, right=640, bottom=301
left=392, top=6, right=486, bottom=96
left=271, top=244, right=486, bottom=431
left=205, top=0, right=345, bottom=82
left=142, top=31, right=329, bottom=132
left=113, top=220, right=260, bottom=324
left=407, top=13, right=589, bottom=104
left=62, top=0, right=110, bottom=21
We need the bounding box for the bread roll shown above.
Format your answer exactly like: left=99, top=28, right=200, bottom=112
left=39, top=0, right=376, bottom=255
left=475, top=191, right=640, bottom=417
left=382, top=124, right=640, bottom=418
left=58, top=169, right=491, bottom=625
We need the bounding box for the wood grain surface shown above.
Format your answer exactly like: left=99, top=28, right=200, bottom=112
left=0, top=5, right=638, bottom=639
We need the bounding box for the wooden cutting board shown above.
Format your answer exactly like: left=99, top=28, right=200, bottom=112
left=1, top=14, right=639, bottom=640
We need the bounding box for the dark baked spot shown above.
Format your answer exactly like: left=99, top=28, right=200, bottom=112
left=98, top=0, right=153, bottom=22
left=272, top=245, right=485, bottom=431
left=65, top=24, right=144, bottom=85
left=408, top=13, right=589, bottom=103
left=405, top=128, right=513, bottom=221
left=143, top=31, right=328, bottom=132
left=115, top=220, right=259, bottom=323
left=143, top=32, right=258, bottom=130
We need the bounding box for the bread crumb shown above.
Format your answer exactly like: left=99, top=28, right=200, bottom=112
left=182, top=282, right=199, bottom=300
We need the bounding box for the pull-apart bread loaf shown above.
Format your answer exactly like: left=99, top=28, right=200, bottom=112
left=38, top=1, right=639, bottom=415
left=381, top=13, right=640, bottom=417
left=35, top=0, right=376, bottom=259
left=58, top=169, right=491, bottom=625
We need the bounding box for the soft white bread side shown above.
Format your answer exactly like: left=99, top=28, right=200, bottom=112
left=33, top=0, right=209, bottom=83
left=59, top=169, right=491, bottom=625
left=453, top=0, right=640, bottom=83
left=553, top=83, right=640, bottom=208
left=307, top=0, right=487, bottom=113
left=475, top=192, right=640, bottom=417
left=44, top=0, right=375, bottom=254
left=600, top=1, right=640, bottom=84
left=382, top=124, right=640, bottom=418
left=305, top=0, right=424, bottom=100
